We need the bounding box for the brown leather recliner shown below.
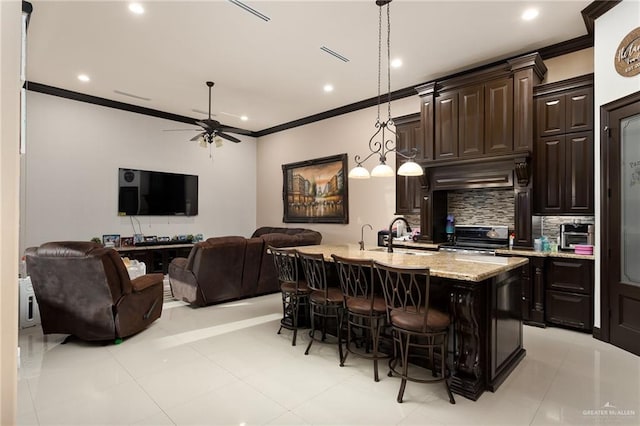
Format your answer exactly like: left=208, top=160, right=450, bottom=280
left=169, top=228, right=322, bottom=307
left=169, top=236, right=248, bottom=306
left=25, top=241, right=163, bottom=342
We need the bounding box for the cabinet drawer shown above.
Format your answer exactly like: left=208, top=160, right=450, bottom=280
left=545, top=290, right=592, bottom=331
left=546, top=258, right=593, bottom=294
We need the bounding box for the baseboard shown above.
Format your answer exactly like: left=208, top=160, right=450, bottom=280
left=592, top=326, right=603, bottom=341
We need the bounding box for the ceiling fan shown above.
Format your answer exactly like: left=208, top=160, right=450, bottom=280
left=169, top=81, right=250, bottom=145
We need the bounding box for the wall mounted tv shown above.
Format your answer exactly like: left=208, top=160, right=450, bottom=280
left=118, top=168, right=198, bottom=216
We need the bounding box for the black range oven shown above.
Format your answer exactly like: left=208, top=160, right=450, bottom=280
left=439, top=225, right=509, bottom=255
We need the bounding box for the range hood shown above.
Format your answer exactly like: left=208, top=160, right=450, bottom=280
left=425, top=154, right=530, bottom=191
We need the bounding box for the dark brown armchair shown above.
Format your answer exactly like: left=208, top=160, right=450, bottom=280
left=25, top=241, right=163, bottom=342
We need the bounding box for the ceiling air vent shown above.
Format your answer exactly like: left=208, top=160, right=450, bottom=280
left=320, top=46, right=349, bottom=63
left=113, top=90, right=151, bottom=101
left=228, top=0, right=270, bottom=22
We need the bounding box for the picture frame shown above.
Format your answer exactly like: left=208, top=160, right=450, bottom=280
left=102, top=234, right=121, bottom=248
left=282, top=153, right=349, bottom=224
left=120, top=236, right=134, bottom=247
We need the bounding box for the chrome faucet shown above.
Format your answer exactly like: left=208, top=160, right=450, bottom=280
left=388, top=217, right=412, bottom=253
left=359, top=224, right=373, bottom=250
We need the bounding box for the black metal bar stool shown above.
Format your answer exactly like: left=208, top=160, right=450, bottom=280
left=374, top=261, right=455, bottom=404
left=298, top=251, right=344, bottom=360
left=331, top=254, right=387, bottom=382
left=270, top=246, right=310, bottom=346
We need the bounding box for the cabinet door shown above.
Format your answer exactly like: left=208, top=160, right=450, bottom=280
left=565, top=87, right=593, bottom=133
left=536, top=93, right=566, bottom=137
left=485, top=77, right=514, bottom=154
left=395, top=119, right=422, bottom=214
left=534, top=136, right=565, bottom=213
left=419, top=96, right=434, bottom=161
left=435, top=91, right=459, bottom=160
left=565, top=132, right=594, bottom=213
left=458, top=85, right=484, bottom=157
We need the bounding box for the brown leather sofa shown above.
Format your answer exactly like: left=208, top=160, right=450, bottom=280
left=25, top=241, right=164, bottom=342
left=168, top=227, right=322, bottom=306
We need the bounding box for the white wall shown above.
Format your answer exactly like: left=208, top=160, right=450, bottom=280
left=22, top=91, right=257, bottom=251
left=257, top=96, right=419, bottom=245
left=593, top=0, right=640, bottom=328
left=0, top=1, right=21, bottom=423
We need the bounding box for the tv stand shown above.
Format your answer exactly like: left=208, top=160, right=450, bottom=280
left=116, top=243, right=193, bottom=274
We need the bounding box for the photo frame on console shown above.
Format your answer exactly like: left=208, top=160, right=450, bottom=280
left=102, top=234, right=121, bottom=248
left=282, top=153, right=349, bottom=224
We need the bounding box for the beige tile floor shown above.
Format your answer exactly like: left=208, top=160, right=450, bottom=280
left=16, top=293, right=640, bottom=426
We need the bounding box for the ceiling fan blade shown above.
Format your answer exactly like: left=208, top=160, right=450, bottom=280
left=190, top=132, right=205, bottom=141
left=195, top=120, right=212, bottom=130
left=216, top=132, right=241, bottom=143
left=163, top=128, right=200, bottom=132
left=218, top=126, right=252, bottom=135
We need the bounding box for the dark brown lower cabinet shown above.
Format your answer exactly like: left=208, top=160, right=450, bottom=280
left=522, top=256, right=545, bottom=327
left=545, top=257, right=593, bottom=332
left=117, top=245, right=193, bottom=274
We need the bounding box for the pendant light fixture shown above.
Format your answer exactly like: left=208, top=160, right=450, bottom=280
left=348, top=0, right=423, bottom=179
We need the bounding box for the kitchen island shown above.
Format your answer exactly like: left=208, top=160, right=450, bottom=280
left=295, top=244, right=529, bottom=401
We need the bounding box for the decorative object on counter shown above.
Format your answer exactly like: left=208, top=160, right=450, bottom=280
left=120, top=236, right=134, bottom=247
left=144, top=235, right=157, bottom=243
left=157, top=236, right=170, bottom=243
left=282, top=154, right=349, bottom=224
left=133, top=234, right=144, bottom=244
left=534, top=238, right=542, bottom=252
left=574, top=244, right=594, bottom=255
left=348, top=0, right=423, bottom=179
left=194, top=233, right=204, bottom=242
left=509, top=232, right=515, bottom=249
left=102, top=234, right=120, bottom=248
left=446, top=214, right=455, bottom=242
left=90, top=237, right=102, bottom=244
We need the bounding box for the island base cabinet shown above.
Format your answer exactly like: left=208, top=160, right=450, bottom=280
left=446, top=266, right=526, bottom=401
left=545, top=290, right=592, bottom=331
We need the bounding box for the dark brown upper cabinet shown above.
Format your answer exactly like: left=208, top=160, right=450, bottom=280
left=485, top=77, right=514, bottom=155
left=533, top=74, right=594, bottom=214
left=395, top=114, right=423, bottom=214
left=435, top=90, right=459, bottom=160
left=536, top=83, right=593, bottom=137
left=419, top=53, right=544, bottom=164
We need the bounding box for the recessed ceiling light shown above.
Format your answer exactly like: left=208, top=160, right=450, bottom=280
left=129, top=3, right=144, bottom=15
left=323, top=84, right=334, bottom=93
left=240, top=115, right=248, bottom=121
left=391, top=58, right=403, bottom=68
left=521, top=8, right=539, bottom=21
left=77, top=74, right=90, bottom=82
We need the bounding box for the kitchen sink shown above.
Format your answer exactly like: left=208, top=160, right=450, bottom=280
left=366, top=247, right=435, bottom=256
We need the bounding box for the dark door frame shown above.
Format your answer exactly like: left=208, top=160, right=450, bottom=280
left=599, top=90, right=640, bottom=343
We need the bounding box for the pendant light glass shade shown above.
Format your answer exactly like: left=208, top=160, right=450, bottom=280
left=397, top=160, right=424, bottom=176
left=348, top=165, right=371, bottom=179
left=371, top=162, right=395, bottom=177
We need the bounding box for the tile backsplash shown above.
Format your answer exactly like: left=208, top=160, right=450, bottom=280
left=533, top=215, right=595, bottom=241
left=447, top=189, right=515, bottom=229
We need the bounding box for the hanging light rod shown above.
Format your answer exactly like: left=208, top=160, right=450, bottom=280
left=348, top=0, right=423, bottom=179
left=320, top=46, right=350, bottom=63
left=228, top=0, right=271, bottom=22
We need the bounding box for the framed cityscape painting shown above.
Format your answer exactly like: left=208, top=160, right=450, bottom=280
left=282, top=153, right=349, bottom=224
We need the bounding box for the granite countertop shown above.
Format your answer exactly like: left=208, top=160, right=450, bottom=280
left=495, top=248, right=595, bottom=260
left=295, top=244, right=528, bottom=282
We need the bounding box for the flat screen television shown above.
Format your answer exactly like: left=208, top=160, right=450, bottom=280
left=118, top=168, right=198, bottom=216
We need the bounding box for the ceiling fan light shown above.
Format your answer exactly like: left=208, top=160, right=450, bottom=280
left=215, top=137, right=223, bottom=148
left=397, top=160, right=423, bottom=176
left=348, top=165, right=370, bottom=179
left=197, top=135, right=207, bottom=148
left=371, top=163, right=395, bottom=178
